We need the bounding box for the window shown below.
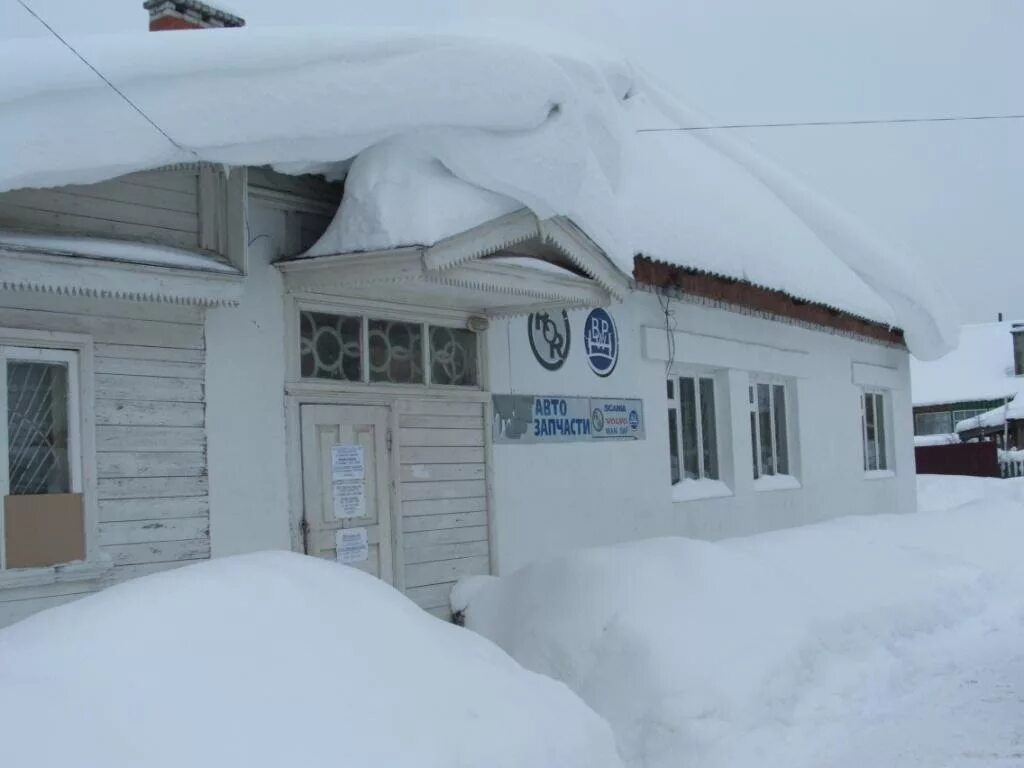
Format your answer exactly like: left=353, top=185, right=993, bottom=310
left=300, top=310, right=479, bottom=387
left=862, top=391, right=889, bottom=472
left=429, top=327, right=479, bottom=386
left=368, top=320, right=423, bottom=384
left=749, top=380, right=790, bottom=478
left=914, top=410, right=952, bottom=436
left=0, top=347, right=83, bottom=570
left=667, top=375, right=719, bottom=483
left=300, top=311, right=361, bottom=381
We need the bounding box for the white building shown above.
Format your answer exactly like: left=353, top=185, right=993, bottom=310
left=0, top=4, right=950, bottom=625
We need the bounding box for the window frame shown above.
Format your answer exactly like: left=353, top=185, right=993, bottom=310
left=294, top=301, right=482, bottom=391
left=914, top=410, right=953, bottom=436
left=748, top=375, right=794, bottom=482
left=0, top=328, right=98, bottom=580
left=667, top=373, right=720, bottom=484
left=861, top=389, right=893, bottom=475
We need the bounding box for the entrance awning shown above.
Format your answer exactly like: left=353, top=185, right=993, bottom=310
left=275, top=210, right=628, bottom=316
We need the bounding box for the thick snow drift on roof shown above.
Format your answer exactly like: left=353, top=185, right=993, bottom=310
left=910, top=320, right=1024, bottom=406
left=458, top=478, right=1024, bottom=767
left=0, top=552, right=621, bottom=768
left=0, top=26, right=953, bottom=357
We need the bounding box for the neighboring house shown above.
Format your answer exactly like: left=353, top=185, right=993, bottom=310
left=910, top=320, right=1024, bottom=448
left=0, top=2, right=945, bottom=626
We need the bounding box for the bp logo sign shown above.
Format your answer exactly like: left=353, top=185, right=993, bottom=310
left=528, top=311, right=571, bottom=371
left=583, top=308, right=618, bottom=377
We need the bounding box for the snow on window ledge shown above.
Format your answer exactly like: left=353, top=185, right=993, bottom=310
left=0, top=559, right=112, bottom=594
left=753, top=474, right=802, bottom=493
left=864, top=469, right=896, bottom=481
left=672, top=479, right=733, bottom=503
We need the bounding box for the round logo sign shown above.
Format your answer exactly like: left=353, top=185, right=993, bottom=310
left=628, top=410, right=640, bottom=430
left=591, top=407, right=605, bottom=432
left=528, top=311, right=571, bottom=371
left=583, top=308, right=618, bottom=377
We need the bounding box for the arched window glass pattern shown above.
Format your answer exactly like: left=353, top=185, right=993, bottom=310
left=300, top=311, right=361, bottom=381
left=429, top=327, right=479, bottom=386
left=368, top=320, right=423, bottom=384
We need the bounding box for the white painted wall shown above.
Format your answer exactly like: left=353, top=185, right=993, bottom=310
left=486, top=289, right=916, bottom=573
left=205, top=201, right=292, bottom=556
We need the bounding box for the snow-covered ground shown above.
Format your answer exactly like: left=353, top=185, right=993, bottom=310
left=0, top=552, right=621, bottom=768
left=459, top=475, right=1024, bottom=767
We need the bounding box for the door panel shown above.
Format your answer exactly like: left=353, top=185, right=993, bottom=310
left=300, top=404, right=394, bottom=584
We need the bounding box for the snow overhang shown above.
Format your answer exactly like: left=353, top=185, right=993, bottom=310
left=277, top=210, right=627, bottom=317
left=0, top=232, right=242, bottom=307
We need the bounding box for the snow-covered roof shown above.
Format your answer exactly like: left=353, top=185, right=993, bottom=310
left=956, top=397, right=1024, bottom=433
left=0, top=26, right=955, bottom=358
left=911, top=320, right=1024, bottom=407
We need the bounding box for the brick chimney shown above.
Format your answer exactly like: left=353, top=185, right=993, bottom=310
left=144, top=0, right=245, bottom=31
left=1013, top=324, right=1024, bottom=377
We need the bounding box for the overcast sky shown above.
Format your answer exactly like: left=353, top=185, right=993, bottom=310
left=2, top=0, right=1020, bottom=325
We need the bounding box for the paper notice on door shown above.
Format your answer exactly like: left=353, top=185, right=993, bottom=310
left=336, top=527, right=368, bottom=565
left=331, top=444, right=364, bottom=482
left=332, top=479, right=365, bottom=520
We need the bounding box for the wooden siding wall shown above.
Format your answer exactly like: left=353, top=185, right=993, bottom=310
left=0, top=296, right=208, bottom=625
left=247, top=167, right=343, bottom=255
left=398, top=399, right=489, bottom=620
left=0, top=169, right=202, bottom=250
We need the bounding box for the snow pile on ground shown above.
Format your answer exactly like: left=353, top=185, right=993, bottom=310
left=459, top=476, right=1024, bottom=767
left=0, top=551, right=622, bottom=768
left=0, top=26, right=954, bottom=358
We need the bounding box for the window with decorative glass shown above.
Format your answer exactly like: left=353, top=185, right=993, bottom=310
left=667, top=375, right=719, bottom=484
left=749, top=379, right=790, bottom=479
left=299, top=310, right=479, bottom=387
left=861, top=391, right=890, bottom=472
left=0, top=346, right=84, bottom=571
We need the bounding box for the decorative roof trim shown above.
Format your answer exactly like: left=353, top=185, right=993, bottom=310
left=0, top=248, right=243, bottom=308
left=277, top=247, right=608, bottom=314
left=422, top=210, right=541, bottom=272
left=419, top=210, right=628, bottom=301
left=539, top=216, right=627, bottom=301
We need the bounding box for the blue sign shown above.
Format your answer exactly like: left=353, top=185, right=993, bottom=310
left=492, top=395, right=645, bottom=443
left=583, top=308, right=618, bottom=377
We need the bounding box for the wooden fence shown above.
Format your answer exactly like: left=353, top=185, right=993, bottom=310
left=914, top=441, right=999, bottom=478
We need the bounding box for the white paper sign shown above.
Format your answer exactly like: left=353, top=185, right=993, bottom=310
left=330, top=444, right=366, bottom=519
left=336, top=527, right=368, bottom=565
left=331, top=444, right=365, bottom=481
left=332, top=480, right=366, bottom=519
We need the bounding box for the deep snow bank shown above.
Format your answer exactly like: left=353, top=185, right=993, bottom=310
left=0, top=26, right=954, bottom=357
left=459, top=477, right=1024, bottom=767
left=0, top=551, right=622, bottom=768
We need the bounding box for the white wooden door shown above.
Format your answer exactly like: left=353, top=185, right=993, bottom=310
left=300, top=404, right=394, bottom=583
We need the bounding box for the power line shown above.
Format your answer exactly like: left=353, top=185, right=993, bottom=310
left=16, top=0, right=192, bottom=155
left=637, top=112, right=1024, bottom=132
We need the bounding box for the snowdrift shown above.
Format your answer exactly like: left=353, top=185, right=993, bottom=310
left=458, top=478, right=1024, bottom=767
left=0, top=551, right=622, bottom=768
left=0, top=26, right=954, bottom=358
